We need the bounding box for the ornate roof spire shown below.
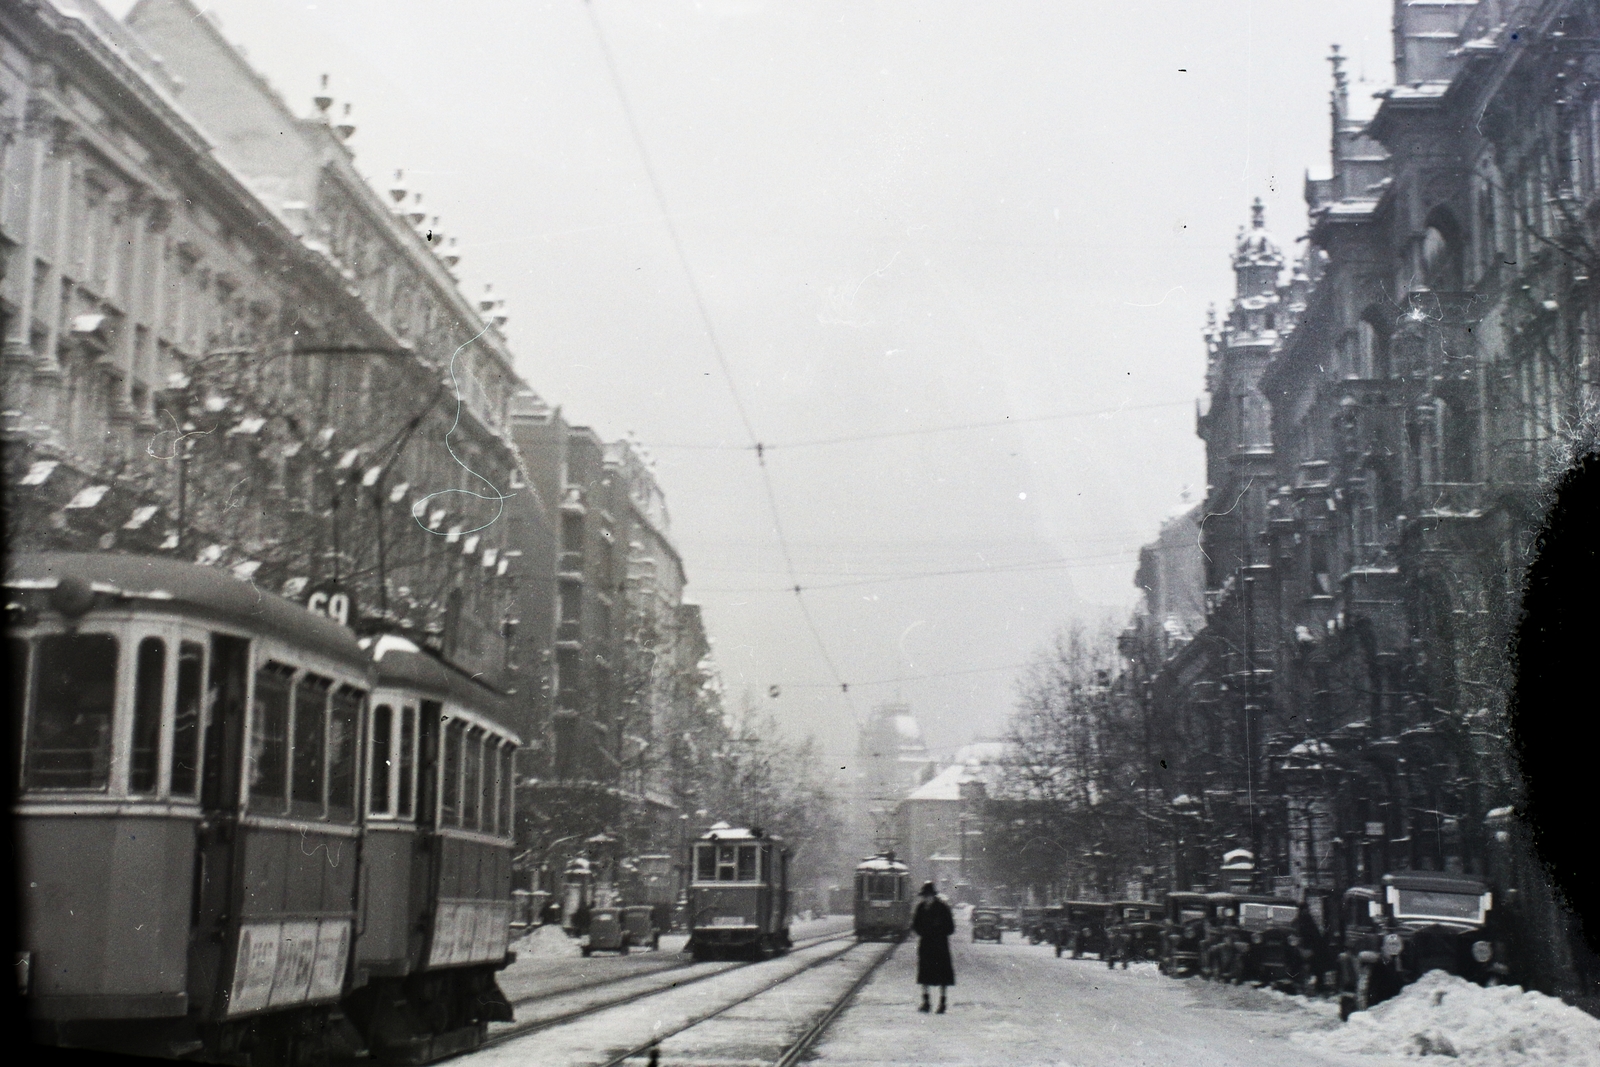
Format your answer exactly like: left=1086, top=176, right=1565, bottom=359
left=1251, top=197, right=1266, bottom=229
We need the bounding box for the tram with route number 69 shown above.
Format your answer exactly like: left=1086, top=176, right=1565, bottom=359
left=8, top=553, right=520, bottom=1065
left=684, top=823, right=792, bottom=960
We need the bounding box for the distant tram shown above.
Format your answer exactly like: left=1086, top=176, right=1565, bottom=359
left=685, top=823, right=792, bottom=960
left=853, top=854, right=912, bottom=941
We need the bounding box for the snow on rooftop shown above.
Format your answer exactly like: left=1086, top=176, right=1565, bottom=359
left=1292, top=970, right=1600, bottom=1065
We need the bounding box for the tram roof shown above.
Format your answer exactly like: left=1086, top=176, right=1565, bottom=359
left=855, top=856, right=909, bottom=873
left=696, top=825, right=781, bottom=844
left=5, top=552, right=367, bottom=670
left=368, top=633, right=518, bottom=736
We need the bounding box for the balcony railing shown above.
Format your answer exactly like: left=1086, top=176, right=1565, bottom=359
left=556, top=619, right=581, bottom=645
left=1416, top=481, right=1484, bottom=517
left=558, top=550, right=584, bottom=576
left=560, top=486, right=586, bottom=514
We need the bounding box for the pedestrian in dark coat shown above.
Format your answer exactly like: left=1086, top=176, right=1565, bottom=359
left=911, top=881, right=955, bottom=1013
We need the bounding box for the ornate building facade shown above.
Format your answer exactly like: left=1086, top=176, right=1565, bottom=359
left=1129, top=0, right=1599, bottom=997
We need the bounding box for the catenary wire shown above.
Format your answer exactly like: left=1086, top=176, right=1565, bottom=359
left=646, top=398, right=1195, bottom=451
left=583, top=0, right=860, bottom=714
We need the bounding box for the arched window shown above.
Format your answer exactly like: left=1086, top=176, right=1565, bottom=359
left=1357, top=313, right=1390, bottom=379
left=1422, top=222, right=1463, bottom=291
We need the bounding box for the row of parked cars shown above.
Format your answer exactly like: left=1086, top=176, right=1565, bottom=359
left=968, top=870, right=1509, bottom=1019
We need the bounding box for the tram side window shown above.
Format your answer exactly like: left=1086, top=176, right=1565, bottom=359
left=462, top=726, right=483, bottom=830
left=327, top=685, right=361, bottom=822
left=397, top=705, right=416, bottom=818
left=130, top=638, right=166, bottom=794
left=291, top=674, right=331, bottom=817
left=371, top=705, right=393, bottom=815
left=482, top=734, right=500, bottom=834
left=737, top=845, right=758, bottom=882
left=170, top=641, right=204, bottom=797
left=441, top=718, right=464, bottom=826
left=499, top=745, right=515, bottom=837
left=24, top=634, right=118, bottom=791
left=249, top=662, right=294, bottom=811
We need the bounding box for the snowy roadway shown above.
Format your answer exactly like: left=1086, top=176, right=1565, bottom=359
left=811, top=927, right=1410, bottom=1067
left=470, top=913, right=1600, bottom=1066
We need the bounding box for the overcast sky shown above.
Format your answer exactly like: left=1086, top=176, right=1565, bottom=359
left=107, top=0, right=1395, bottom=760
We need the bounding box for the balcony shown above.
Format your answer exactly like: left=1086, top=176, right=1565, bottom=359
left=1294, top=460, right=1332, bottom=491
left=556, top=619, right=581, bottom=646
left=560, top=485, right=586, bottom=515
left=558, top=550, right=584, bottom=579
left=1415, top=482, right=1484, bottom=519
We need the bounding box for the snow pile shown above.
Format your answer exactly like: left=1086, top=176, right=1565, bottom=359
left=511, top=922, right=582, bottom=959
left=1293, top=971, right=1600, bottom=1065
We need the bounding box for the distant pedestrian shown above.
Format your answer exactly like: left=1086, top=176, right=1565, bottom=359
left=911, top=881, right=955, bottom=1013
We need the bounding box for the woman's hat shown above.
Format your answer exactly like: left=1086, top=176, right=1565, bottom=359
left=920, top=881, right=937, bottom=896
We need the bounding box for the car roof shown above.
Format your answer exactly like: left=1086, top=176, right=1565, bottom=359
left=1168, top=892, right=1210, bottom=903
left=1236, top=895, right=1294, bottom=906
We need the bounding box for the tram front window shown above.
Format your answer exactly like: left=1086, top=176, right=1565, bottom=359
left=861, top=874, right=901, bottom=901
left=24, top=634, right=118, bottom=791
left=697, top=845, right=716, bottom=881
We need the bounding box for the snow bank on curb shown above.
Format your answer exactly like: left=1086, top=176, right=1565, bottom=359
left=511, top=923, right=582, bottom=959
left=1290, top=970, right=1600, bottom=1065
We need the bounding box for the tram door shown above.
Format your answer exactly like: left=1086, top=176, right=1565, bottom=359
left=412, top=699, right=443, bottom=968
left=188, top=634, right=249, bottom=1017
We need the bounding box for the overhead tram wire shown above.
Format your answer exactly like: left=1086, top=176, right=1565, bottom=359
left=780, top=661, right=1033, bottom=690
left=648, top=397, right=1196, bottom=452
left=694, top=547, right=1141, bottom=595
left=583, top=0, right=859, bottom=716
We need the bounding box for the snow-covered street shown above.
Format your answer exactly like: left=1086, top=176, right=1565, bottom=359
left=807, top=916, right=1600, bottom=1067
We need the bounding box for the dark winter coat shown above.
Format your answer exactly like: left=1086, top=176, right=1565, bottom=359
left=912, top=897, right=957, bottom=987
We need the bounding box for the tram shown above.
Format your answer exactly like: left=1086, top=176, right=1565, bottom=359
left=853, top=853, right=912, bottom=941
left=8, top=553, right=519, bottom=1065
left=684, top=823, right=792, bottom=960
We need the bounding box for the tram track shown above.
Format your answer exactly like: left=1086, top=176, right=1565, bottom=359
left=594, top=936, right=897, bottom=1067
left=481, top=928, right=860, bottom=1053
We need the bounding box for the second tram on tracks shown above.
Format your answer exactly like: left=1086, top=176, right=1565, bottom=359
left=684, top=823, right=792, bottom=960
left=9, top=553, right=520, bottom=1065
left=853, top=853, right=912, bottom=941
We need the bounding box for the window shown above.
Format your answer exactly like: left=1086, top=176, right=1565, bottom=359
left=171, top=641, right=204, bottom=797
left=9, top=638, right=30, bottom=790
left=398, top=705, right=416, bottom=817
left=130, top=638, right=166, bottom=794
left=1358, top=318, right=1389, bottom=379
left=249, top=662, right=294, bottom=811
left=500, top=745, right=515, bottom=836
left=371, top=704, right=393, bottom=815
left=737, top=845, right=758, bottom=881
left=25, top=634, right=118, bottom=791
left=696, top=845, right=716, bottom=881
left=462, top=726, right=483, bottom=830
left=716, top=844, right=738, bottom=881
left=482, top=737, right=499, bottom=834
left=328, top=685, right=361, bottom=822
left=441, top=718, right=465, bottom=825
left=291, top=674, right=331, bottom=816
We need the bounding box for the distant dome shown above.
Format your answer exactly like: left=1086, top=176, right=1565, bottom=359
left=893, top=714, right=922, bottom=743
left=1234, top=198, right=1283, bottom=267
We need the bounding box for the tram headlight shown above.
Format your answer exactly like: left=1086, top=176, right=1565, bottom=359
left=1471, top=941, right=1493, bottom=964
left=1251, top=932, right=1263, bottom=945
left=1382, top=934, right=1403, bottom=958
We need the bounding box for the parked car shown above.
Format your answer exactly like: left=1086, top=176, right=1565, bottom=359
left=1036, top=905, right=1068, bottom=948
left=622, top=905, right=661, bottom=951
left=1001, top=907, right=1022, bottom=932
left=582, top=906, right=632, bottom=956
left=1160, top=892, right=1211, bottom=976
left=1198, top=893, right=1243, bottom=980
left=1020, top=906, right=1050, bottom=944
left=1231, top=895, right=1315, bottom=990
left=1105, top=901, right=1164, bottom=968
left=1336, top=872, right=1508, bottom=1020
left=971, top=907, right=1005, bottom=943
left=1057, top=902, right=1113, bottom=959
